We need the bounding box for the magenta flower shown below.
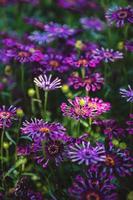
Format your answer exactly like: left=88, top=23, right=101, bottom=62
left=68, top=170, right=118, bottom=200
left=68, top=72, right=104, bottom=92
left=34, top=74, right=62, bottom=91
left=105, top=6, right=133, bottom=27
left=0, top=105, right=17, bottom=128
left=125, top=41, right=133, bottom=52
left=68, top=141, right=105, bottom=165
left=61, top=97, right=111, bottom=120
left=21, top=118, right=66, bottom=142
left=92, top=47, right=123, bottom=63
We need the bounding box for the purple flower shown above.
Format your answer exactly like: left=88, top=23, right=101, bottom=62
left=21, top=118, right=66, bottom=142
left=104, top=145, right=132, bottom=176
left=125, top=41, right=133, bottom=52
left=105, top=6, right=133, bottom=27
left=68, top=72, right=104, bottom=92
left=32, top=133, right=69, bottom=168
left=93, top=119, right=125, bottom=139
left=34, top=74, right=62, bottom=91
left=80, top=17, right=105, bottom=31
left=5, top=44, right=43, bottom=63
left=92, top=47, right=123, bottom=63
left=28, top=31, right=54, bottom=44
left=0, top=105, right=17, bottom=128
left=39, top=53, right=72, bottom=73
left=68, top=170, right=118, bottom=200
left=120, top=85, right=133, bottom=102
left=57, top=0, right=90, bottom=11
left=126, top=114, right=133, bottom=135
left=44, top=22, right=76, bottom=39
left=61, top=97, right=111, bottom=120
left=68, top=141, right=105, bottom=165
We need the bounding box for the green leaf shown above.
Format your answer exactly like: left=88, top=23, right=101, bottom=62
left=5, top=132, right=16, bottom=145
left=20, top=135, right=32, bottom=142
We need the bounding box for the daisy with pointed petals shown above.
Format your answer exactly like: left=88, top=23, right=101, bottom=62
left=32, top=133, right=69, bottom=168
left=0, top=105, right=17, bottom=128
left=92, top=47, right=123, bottom=63
left=68, top=170, right=118, bottom=200
left=105, top=6, right=133, bottom=27
left=34, top=74, right=62, bottom=91
left=68, top=141, right=105, bottom=165
left=61, top=96, right=111, bottom=120
left=120, top=85, right=133, bottom=102
left=21, top=118, right=66, bottom=142
left=104, top=145, right=132, bottom=176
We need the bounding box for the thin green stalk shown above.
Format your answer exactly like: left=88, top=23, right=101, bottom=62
left=1, top=125, right=5, bottom=188
left=44, top=91, right=48, bottom=119
left=31, top=97, right=35, bottom=115
left=21, top=64, right=24, bottom=92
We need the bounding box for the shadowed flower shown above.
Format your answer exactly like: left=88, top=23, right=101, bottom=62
left=105, top=6, right=133, bottom=27
left=0, top=105, right=17, bottom=128
left=68, top=72, right=104, bottom=92
left=80, top=17, right=105, bottom=31
left=68, top=170, right=118, bottom=200
left=21, top=118, right=66, bottom=142
left=32, top=133, right=70, bottom=168
left=92, top=47, right=123, bottom=63
left=126, top=114, right=133, bottom=135
left=120, top=85, right=133, bottom=102
left=93, top=119, right=125, bottom=139
left=125, top=41, right=133, bottom=52
left=104, top=145, right=132, bottom=176
left=61, top=97, right=111, bottom=120
left=34, top=74, right=62, bottom=91
left=68, top=141, right=105, bottom=165
left=40, top=53, right=72, bottom=73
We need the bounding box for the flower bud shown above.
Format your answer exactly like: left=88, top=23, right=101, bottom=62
left=28, top=88, right=36, bottom=97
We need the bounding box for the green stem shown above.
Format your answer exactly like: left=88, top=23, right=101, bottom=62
left=44, top=91, right=48, bottom=119
left=1, top=125, right=5, bottom=188
left=21, top=64, right=24, bottom=92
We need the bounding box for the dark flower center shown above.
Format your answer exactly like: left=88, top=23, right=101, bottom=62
left=105, top=155, right=115, bottom=166
left=86, top=191, right=100, bottom=200
left=39, top=127, right=50, bottom=133
left=48, top=144, right=60, bottom=155
left=118, top=10, right=128, bottom=19
left=49, top=60, right=60, bottom=68
left=0, top=111, right=11, bottom=119
left=18, top=51, right=30, bottom=58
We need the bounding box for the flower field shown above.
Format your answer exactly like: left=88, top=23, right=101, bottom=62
left=0, top=0, right=133, bottom=199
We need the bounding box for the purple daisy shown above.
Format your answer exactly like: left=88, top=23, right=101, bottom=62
left=0, top=105, right=17, bottom=128
left=126, top=114, right=133, bottom=135
left=125, top=41, right=133, bottom=52
left=5, top=44, right=43, bottom=63
left=105, top=6, right=133, bottom=27
left=68, top=72, right=104, bottom=92
left=57, top=0, right=90, bottom=11
left=91, top=47, right=123, bottom=63
left=68, top=170, right=118, bottom=200
left=28, top=31, right=54, bottom=44
left=120, top=85, right=133, bottom=102
left=61, top=97, right=111, bottom=120
left=34, top=74, right=62, bottom=91
left=68, top=141, right=105, bottom=165
left=21, top=118, right=66, bottom=142
left=104, top=145, right=132, bottom=176
left=39, top=53, right=72, bottom=73
left=80, top=17, right=105, bottom=31
left=32, top=133, right=69, bottom=168
left=93, top=119, right=125, bottom=139
left=44, top=22, right=76, bottom=39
